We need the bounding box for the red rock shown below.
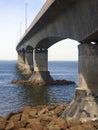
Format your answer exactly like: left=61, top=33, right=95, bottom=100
left=48, top=105, right=56, bottom=111
left=70, top=125, right=84, bottom=130
left=22, top=106, right=32, bottom=114
left=38, top=108, right=47, bottom=116
left=0, top=104, right=98, bottom=130
left=9, top=113, right=29, bottom=129
left=82, top=124, right=95, bottom=130
left=0, top=117, right=6, bottom=129
left=39, top=114, right=52, bottom=126
left=48, top=125, right=61, bottom=130
left=10, top=113, right=21, bottom=122
left=5, top=120, right=15, bottom=130
left=54, top=105, right=66, bottom=117
left=67, top=120, right=81, bottom=127
left=43, top=127, right=48, bottom=130
left=26, top=119, right=43, bottom=130
left=56, top=117, right=68, bottom=129
left=17, top=128, right=32, bottom=130
left=28, top=109, right=38, bottom=118
left=92, top=122, right=98, bottom=129
left=21, top=113, right=29, bottom=121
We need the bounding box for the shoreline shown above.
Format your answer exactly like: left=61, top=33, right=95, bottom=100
left=0, top=103, right=98, bottom=130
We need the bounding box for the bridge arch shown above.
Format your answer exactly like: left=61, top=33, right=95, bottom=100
left=35, top=37, right=63, bottom=49
left=47, top=39, right=79, bottom=86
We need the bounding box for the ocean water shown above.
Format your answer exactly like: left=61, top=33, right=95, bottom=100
left=0, top=61, right=78, bottom=116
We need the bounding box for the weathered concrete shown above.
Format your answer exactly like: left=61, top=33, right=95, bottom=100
left=25, top=46, right=34, bottom=71
left=78, top=43, right=98, bottom=90
left=29, top=48, right=53, bottom=84
left=17, top=51, right=24, bottom=65
left=17, top=49, right=33, bottom=78
left=24, top=47, right=33, bottom=75
left=33, top=48, right=48, bottom=72
left=62, top=43, right=98, bottom=121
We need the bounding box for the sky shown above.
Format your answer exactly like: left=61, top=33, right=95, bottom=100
left=0, top=0, right=79, bottom=61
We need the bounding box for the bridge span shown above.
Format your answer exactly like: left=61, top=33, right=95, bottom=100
left=16, top=0, right=98, bottom=121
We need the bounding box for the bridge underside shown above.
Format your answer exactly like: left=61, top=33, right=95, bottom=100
left=85, top=30, right=98, bottom=42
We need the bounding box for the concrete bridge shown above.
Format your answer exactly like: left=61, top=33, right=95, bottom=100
left=16, top=0, right=98, bottom=121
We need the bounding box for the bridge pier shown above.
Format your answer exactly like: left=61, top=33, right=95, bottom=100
left=17, top=49, right=33, bottom=78
left=62, top=43, right=98, bottom=121
left=29, top=48, right=53, bottom=86
left=17, top=49, right=25, bottom=69
left=18, top=50, right=24, bottom=65
left=24, top=49, right=33, bottom=76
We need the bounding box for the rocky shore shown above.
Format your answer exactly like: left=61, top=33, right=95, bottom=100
left=0, top=104, right=98, bottom=130
left=11, top=79, right=75, bottom=86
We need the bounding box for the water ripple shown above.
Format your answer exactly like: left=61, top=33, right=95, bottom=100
left=0, top=61, right=78, bottom=115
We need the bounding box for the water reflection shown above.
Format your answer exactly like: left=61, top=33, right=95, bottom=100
left=20, top=85, right=49, bottom=105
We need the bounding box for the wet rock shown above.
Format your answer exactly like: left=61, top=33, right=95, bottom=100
left=11, top=80, right=32, bottom=86
left=52, top=80, right=75, bottom=85
left=11, top=79, right=75, bottom=87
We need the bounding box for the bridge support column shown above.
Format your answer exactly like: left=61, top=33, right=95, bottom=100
left=17, top=49, right=26, bottom=75
left=62, top=43, right=98, bottom=121
left=17, top=50, right=25, bottom=69
left=23, top=50, right=33, bottom=77
left=29, top=48, right=53, bottom=86
left=26, top=50, right=34, bottom=71
left=18, top=51, right=24, bottom=65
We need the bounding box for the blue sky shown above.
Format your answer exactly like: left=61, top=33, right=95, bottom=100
left=0, top=0, right=79, bottom=61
